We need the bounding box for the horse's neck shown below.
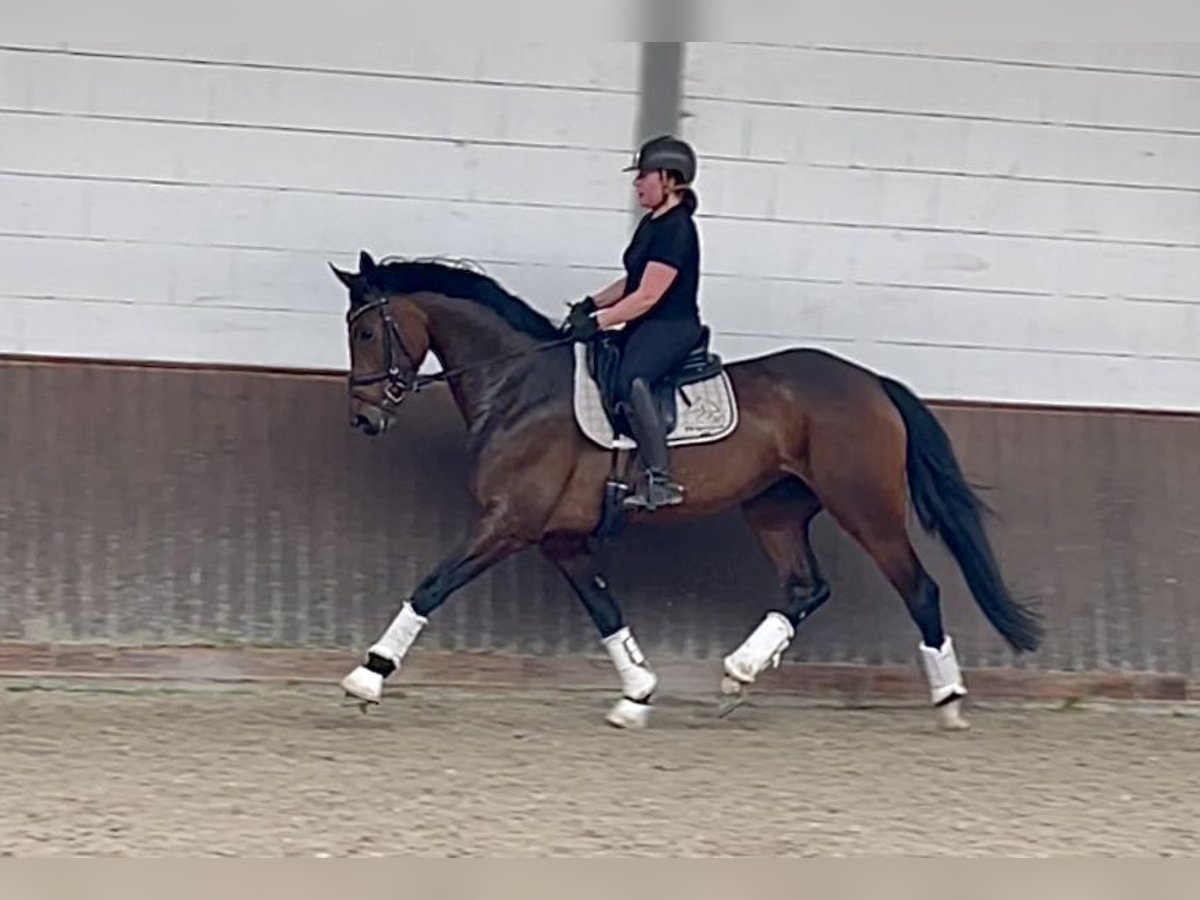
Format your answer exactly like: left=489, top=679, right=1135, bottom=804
left=415, top=294, right=549, bottom=429
left=417, top=294, right=538, bottom=372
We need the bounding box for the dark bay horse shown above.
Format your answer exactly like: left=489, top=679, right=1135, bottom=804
left=331, top=251, right=1041, bottom=730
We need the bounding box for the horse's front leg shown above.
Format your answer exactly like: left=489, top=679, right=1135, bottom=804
left=541, top=534, right=658, bottom=729
left=341, top=511, right=527, bottom=708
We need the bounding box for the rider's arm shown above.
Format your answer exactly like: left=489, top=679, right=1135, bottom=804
left=596, top=262, right=677, bottom=329
left=590, top=277, right=627, bottom=308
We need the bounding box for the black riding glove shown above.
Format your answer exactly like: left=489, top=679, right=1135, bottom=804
left=563, top=298, right=600, bottom=343
left=570, top=295, right=598, bottom=317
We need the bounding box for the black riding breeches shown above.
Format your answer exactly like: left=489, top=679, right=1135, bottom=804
left=613, top=318, right=703, bottom=405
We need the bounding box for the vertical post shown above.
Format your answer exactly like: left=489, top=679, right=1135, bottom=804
left=635, top=42, right=685, bottom=144
left=631, top=42, right=686, bottom=218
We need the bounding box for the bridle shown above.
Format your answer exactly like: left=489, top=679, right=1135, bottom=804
left=346, top=293, right=574, bottom=409
left=347, top=294, right=423, bottom=408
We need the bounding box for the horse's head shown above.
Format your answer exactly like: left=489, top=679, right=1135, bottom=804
left=330, top=250, right=430, bottom=436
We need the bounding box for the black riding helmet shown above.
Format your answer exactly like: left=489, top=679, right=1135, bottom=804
left=623, top=134, right=697, bottom=184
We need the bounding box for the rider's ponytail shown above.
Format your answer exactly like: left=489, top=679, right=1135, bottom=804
left=665, top=168, right=698, bottom=214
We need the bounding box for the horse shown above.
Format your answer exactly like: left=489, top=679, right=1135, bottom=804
left=329, top=250, right=1041, bottom=730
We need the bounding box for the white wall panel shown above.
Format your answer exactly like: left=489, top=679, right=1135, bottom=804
left=682, top=42, right=1200, bottom=411
left=0, top=49, right=635, bottom=150
left=0, top=114, right=633, bottom=210
left=0, top=43, right=639, bottom=370
left=688, top=44, right=1200, bottom=132
left=816, top=43, right=1200, bottom=78
left=3, top=41, right=1198, bottom=410
left=3, top=42, right=640, bottom=91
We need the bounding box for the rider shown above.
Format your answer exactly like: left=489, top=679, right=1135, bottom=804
left=563, top=134, right=704, bottom=511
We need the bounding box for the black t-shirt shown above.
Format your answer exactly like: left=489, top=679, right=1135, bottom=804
left=620, top=203, right=701, bottom=327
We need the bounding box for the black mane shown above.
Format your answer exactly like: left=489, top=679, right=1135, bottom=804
left=364, top=258, right=563, bottom=342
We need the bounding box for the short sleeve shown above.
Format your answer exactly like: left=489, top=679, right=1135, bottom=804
left=646, top=214, right=692, bottom=271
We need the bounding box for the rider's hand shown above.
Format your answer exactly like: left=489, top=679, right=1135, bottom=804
left=567, top=295, right=597, bottom=318
left=563, top=300, right=600, bottom=342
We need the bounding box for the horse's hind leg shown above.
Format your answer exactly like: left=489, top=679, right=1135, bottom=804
left=859, top=531, right=969, bottom=730
left=722, top=478, right=829, bottom=706
left=542, top=533, right=657, bottom=729
left=813, top=467, right=969, bottom=730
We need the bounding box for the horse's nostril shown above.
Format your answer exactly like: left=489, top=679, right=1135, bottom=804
left=352, top=414, right=371, bottom=430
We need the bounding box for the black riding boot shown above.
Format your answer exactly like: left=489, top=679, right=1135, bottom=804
left=621, top=377, right=685, bottom=510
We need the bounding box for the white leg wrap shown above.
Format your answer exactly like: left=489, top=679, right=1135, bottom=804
left=341, top=603, right=429, bottom=704
left=602, top=626, right=657, bottom=702
left=367, top=602, right=428, bottom=667
left=919, top=636, right=968, bottom=705
left=723, top=612, right=795, bottom=685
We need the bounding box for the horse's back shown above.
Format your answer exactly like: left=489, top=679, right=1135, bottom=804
left=725, top=344, right=889, bottom=398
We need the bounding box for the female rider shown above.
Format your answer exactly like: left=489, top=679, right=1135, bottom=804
left=563, top=134, right=704, bottom=511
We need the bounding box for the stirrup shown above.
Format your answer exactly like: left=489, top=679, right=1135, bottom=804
left=622, top=471, right=685, bottom=511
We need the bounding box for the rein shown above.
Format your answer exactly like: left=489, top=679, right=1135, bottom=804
left=347, top=294, right=574, bottom=406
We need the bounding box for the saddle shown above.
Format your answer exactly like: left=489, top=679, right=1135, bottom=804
left=574, top=326, right=738, bottom=537
left=585, top=326, right=726, bottom=437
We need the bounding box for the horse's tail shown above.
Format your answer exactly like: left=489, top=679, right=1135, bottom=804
left=879, top=376, right=1042, bottom=653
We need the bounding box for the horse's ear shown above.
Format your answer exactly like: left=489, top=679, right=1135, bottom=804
left=329, top=262, right=358, bottom=291
left=358, top=250, right=378, bottom=276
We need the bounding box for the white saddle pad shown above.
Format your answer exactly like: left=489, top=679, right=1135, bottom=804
left=572, top=343, right=739, bottom=451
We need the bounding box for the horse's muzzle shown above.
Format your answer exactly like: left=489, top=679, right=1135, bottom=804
left=351, top=407, right=388, bottom=436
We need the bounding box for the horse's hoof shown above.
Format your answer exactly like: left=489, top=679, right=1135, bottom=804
left=341, top=666, right=383, bottom=706
left=343, top=694, right=375, bottom=714
left=936, top=698, right=970, bottom=731
left=345, top=693, right=375, bottom=714
left=606, top=697, right=652, bottom=729
left=717, top=691, right=748, bottom=718
left=717, top=676, right=749, bottom=718
left=717, top=696, right=746, bottom=718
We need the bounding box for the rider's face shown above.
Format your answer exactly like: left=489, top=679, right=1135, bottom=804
left=634, top=170, right=667, bottom=209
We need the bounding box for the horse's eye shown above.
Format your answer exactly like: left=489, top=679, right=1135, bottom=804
left=358, top=328, right=374, bottom=341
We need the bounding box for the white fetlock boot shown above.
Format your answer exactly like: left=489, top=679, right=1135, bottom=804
left=341, top=602, right=428, bottom=705
left=722, top=611, right=795, bottom=693
left=602, top=626, right=658, bottom=729
left=918, top=636, right=970, bottom=731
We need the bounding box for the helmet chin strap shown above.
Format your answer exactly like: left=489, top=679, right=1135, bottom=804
left=649, top=170, right=684, bottom=214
